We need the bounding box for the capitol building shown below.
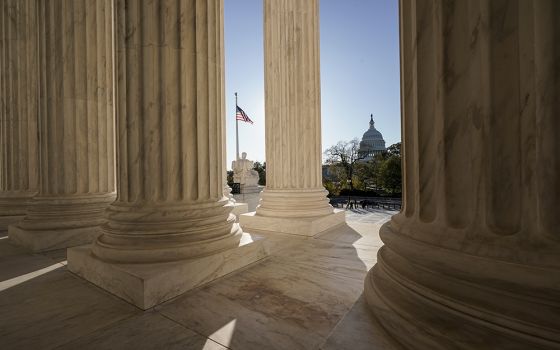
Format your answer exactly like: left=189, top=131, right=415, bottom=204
left=358, top=114, right=386, bottom=160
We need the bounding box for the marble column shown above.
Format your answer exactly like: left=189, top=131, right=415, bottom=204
left=239, top=0, right=345, bottom=236
left=0, top=0, right=39, bottom=230
left=9, top=0, right=116, bottom=251
left=68, top=0, right=267, bottom=310
left=365, top=1, right=560, bottom=349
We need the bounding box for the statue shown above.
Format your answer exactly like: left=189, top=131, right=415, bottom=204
left=232, top=152, right=260, bottom=190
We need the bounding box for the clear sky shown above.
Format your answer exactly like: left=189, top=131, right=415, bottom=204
left=224, top=0, right=401, bottom=167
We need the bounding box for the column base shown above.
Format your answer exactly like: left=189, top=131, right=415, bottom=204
left=7, top=193, right=115, bottom=252
left=364, top=222, right=560, bottom=350
left=67, top=232, right=268, bottom=310
left=9, top=225, right=102, bottom=252
left=0, top=215, right=25, bottom=231
left=0, top=191, right=36, bottom=230
left=239, top=209, right=345, bottom=236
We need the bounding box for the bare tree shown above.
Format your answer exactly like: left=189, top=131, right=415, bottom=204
left=324, top=138, right=365, bottom=191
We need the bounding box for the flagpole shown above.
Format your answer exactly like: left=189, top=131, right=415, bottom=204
left=235, top=92, right=240, bottom=160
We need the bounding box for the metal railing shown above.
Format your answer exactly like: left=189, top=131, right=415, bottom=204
left=329, top=196, right=402, bottom=210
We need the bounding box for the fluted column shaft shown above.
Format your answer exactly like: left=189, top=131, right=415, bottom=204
left=366, top=1, right=560, bottom=349
left=0, top=0, right=39, bottom=229
left=9, top=0, right=116, bottom=251
left=91, top=0, right=241, bottom=264
left=257, top=0, right=333, bottom=218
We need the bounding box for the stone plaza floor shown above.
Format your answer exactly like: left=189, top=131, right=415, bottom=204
left=0, top=208, right=401, bottom=350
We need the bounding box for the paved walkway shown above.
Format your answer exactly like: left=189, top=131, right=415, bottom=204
left=345, top=208, right=399, bottom=224
left=0, top=209, right=400, bottom=350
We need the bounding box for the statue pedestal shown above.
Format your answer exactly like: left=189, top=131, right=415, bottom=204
left=239, top=184, right=262, bottom=194
left=233, top=186, right=264, bottom=212
left=231, top=202, right=249, bottom=218
left=231, top=152, right=260, bottom=195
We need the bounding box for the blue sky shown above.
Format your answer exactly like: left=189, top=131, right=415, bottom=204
left=224, top=0, right=400, bottom=165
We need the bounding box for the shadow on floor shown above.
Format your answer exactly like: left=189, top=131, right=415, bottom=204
left=0, top=209, right=396, bottom=350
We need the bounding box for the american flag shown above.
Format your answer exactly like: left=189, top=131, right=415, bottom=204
left=235, top=106, right=254, bottom=124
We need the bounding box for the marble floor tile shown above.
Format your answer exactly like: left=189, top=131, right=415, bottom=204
left=216, top=259, right=364, bottom=314
left=160, top=258, right=364, bottom=350
left=346, top=209, right=399, bottom=225
left=162, top=288, right=322, bottom=350
left=244, top=229, right=307, bottom=255
left=316, top=222, right=368, bottom=241
left=0, top=268, right=139, bottom=350
left=317, top=221, right=386, bottom=248
left=57, top=312, right=227, bottom=350
left=246, top=227, right=376, bottom=277
left=40, top=248, right=68, bottom=264
left=0, top=209, right=394, bottom=350
left=0, top=239, right=64, bottom=282
left=270, top=237, right=376, bottom=280
left=0, top=237, right=29, bottom=258
left=321, top=296, right=401, bottom=350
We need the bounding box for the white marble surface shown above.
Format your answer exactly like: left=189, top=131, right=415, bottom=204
left=0, top=0, right=39, bottom=229
left=68, top=0, right=269, bottom=311
left=253, top=0, right=340, bottom=228
left=58, top=312, right=227, bottom=350
left=230, top=202, right=249, bottom=218
left=158, top=247, right=369, bottom=349
left=272, top=232, right=378, bottom=279
left=9, top=224, right=102, bottom=252
left=263, top=0, right=324, bottom=191
left=317, top=219, right=389, bottom=248
left=0, top=239, right=65, bottom=282
left=233, top=190, right=262, bottom=212
left=69, top=232, right=269, bottom=310
left=240, top=209, right=346, bottom=237
left=0, top=255, right=139, bottom=350
left=8, top=0, right=116, bottom=249
left=79, top=0, right=243, bottom=265
left=0, top=208, right=395, bottom=350
left=365, top=1, right=560, bottom=348
left=320, top=296, right=401, bottom=350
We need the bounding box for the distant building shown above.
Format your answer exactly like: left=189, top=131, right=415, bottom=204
left=358, top=114, right=386, bottom=160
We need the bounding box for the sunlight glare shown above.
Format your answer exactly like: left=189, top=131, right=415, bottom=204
left=204, top=319, right=237, bottom=348
left=0, top=263, right=63, bottom=292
